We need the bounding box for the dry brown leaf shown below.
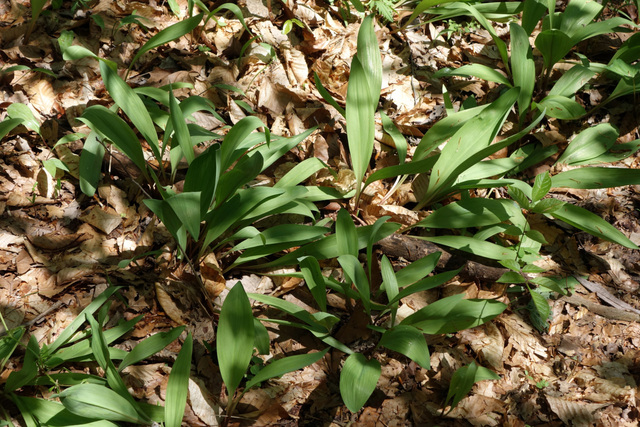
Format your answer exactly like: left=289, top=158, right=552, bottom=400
left=80, top=206, right=122, bottom=235
left=546, top=395, right=607, bottom=426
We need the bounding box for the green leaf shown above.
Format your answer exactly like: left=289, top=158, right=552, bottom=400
left=100, top=62, right=159, bottom=161
left=169, top=89, right=194, bottom=166
left=510, top=23, right=535, bottom=117
left=528, top=287, right=551, bottom=323
left=530, top=198, right=564, bottom=214
left=338, top=254, right=371, bottom=314
left=79, top=106, right=148, bottom=177
left=219, top=116, right=267, bottom=171
left=534, top=29, right=574, bottom=71
left=184, top=145, right=220, bottom=216
left=5, top=335, right=39, bottom=392
left=548, top=65, right=596, bottom=97
left=445, top=362, right=500, bottom=411
left=0, top=118, right=23, bottom=141
left=531, top=172, right=552, bottom=202
left=59, top=384, right=147, bottom=423
left=551, top=167, right=640, bottom=189
left=346, top=55, right=376, bottom=201
left=550, top=202, right=639, bottom=249
left=434, top=64, right=511, bottom=86
left=166, top=192, right=202, bottom=240
left=300, top=256, right=328, bottom=311
left=390, top=270, right=460, bottom=305
left=0, top=326, right=24, bottom=370
left=340, top=354, right=381, bottom=413
left=165, top=332, right=193, bottom=427
left=417, top=198, right=519, bottom=229
left=497, top=271, right=527, bottom=284
left=531, top=276, right=567, bottom=295
left=253, top=318, right=270, bottom=355
left=119, top=326, right=185, bottom=372
left=217, top=282, right=255, bottom=397
left=555, top=124, right=618, bottom=166
left=7, top=103, right=40, bottom=134
left=274, top=157, right=326, bottom=188
left=129, top=14, right=203, bottom=70
left=419, top=235, right=517, bottom=261
left=379, top=325, right=430, bottom=369
left=245, top=349, right=329, bottom=390
left=79, top=131, right=105, bottom=197
left=336, top=209, right=358, bottom=257
left=380, top=112, right=408, bottom=164
left=401, top=293, right=507, bottom=334
left=507, top=185, right=531, bottom=209
left=536, top=95, right=586, bottom=119
left=394, top=252, right=440, bottom=287
left=380, top=255, right=399, bottom=322
left=11, top=395, right=120, bottom=427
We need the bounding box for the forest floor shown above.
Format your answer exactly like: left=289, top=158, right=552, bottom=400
left=2, top=0, right=640, bottom=425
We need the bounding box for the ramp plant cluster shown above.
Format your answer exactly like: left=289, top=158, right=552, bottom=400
left=1, top=0, right=640, bottom=424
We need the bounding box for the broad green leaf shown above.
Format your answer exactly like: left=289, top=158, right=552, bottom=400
left=31, top=372, right=107, bottom=387
left=5, top=335, right=39, bottom=392
left=507, top=185, right=531, bottom=209
left=358, top=15, right=382, bottom=104
left=119, top=326, right=185, bottom=372
left=202, top=187, right=285, bottom=249
left=551, top=167, right=640, bottom=189
left=390, top=270, right=461, bottom=305
left=340, top=354, right=381, bottom=413
left=217, top=282, right=255, bottom=397
left=510, top=23, right=535, bottom=118
left=59, top=384, right=147, bottom=423
left=346, top=55, right=375, bottom=201
left=166, top=192, right=202, bottom=240
left=79, top=106, right=148, bottom=177
left=0, top=118, right=23, bottom=141
left=169, top=89, right=194, bottom=166
left=219, top=116, right=267, bottom=171
left=550, top=202, right=639, bottom=249
left=445, top=362, right=500, bottom=411
left=548, top=65, right=596, bottom=97
left=257, top=222, right=400, bottom=269
left=457, top=3, right=510, bottom=74
left=249, top=293, right=329, bottom=334
left=536, top=95, right=586, bottom=119
left=129, top=14, right=203, bottom=70
left=245, top=348, right=329, bottom=390
left=79, top=131, right=105, bottom=197
left=7, top=103, right=40, bottom=134
left=560, top=0, right=601, bottom=36
left=531, top=172, right=552, bottom=202
left=204, top=3, right=251, bottom=34
left=380, top=255, right=399, bottom=322
left=497, top=271, right=527, bottom=284
left=522, top=0, right=548, bottom=35
left=423, top=88, right=518, bottom=206
left=420, top=235, right=516, bottom=261
left=555, top=124, right=618, bottom=166
left=0, top=326, right=24, bottom=369
left=400, top=293, right=507, bottom=333
left=300, top=256, right=328, bottom=311
left=254, top=318, right=270, bottom=355
left=417, top=198, right=519, bottom=229
left=403, top=0, right=465, bottom=28
left=274, top=157, right=326, bottom=187
left=528, top=287, right=551, bottom=323
left=230, top=224, right=329, bottom=266
left=531, top=198, right=564, bottom=214
left=11, top=395, right=119, bottom=427
left=338, top=254, right=371, bottom=314
left=184, top=145, right=220, bottom=216
left=100, top=62, right=159, bottom=161
left=611, top=32, right=640, bottom=64
left=366, top=216, right=391, bottom=280
left=434, top=64, right=511, bottom=86
left=535, top=29, right=574, bottom=71
left=394, top=252, right=440, bottom=288
left=144, top=199, right=187, bottom=252
left=570, top=17, right=634, bottom=44
left=336, top=209, right=358, bottom=257
left=215, top=151, right=264, bottom=204
left=379, top=325, right=430, bottom=369
left=165, top=332, right=193, bottom=427
left=380, top=112, right=408, bottom=164
left=531, top=276, right=568, bottom=295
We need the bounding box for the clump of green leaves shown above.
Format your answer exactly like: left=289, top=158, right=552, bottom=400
left=0, top=287, right=192, bottom=426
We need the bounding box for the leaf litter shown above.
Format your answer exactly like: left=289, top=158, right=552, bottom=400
left=1, top=0, right=640, bottom=425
